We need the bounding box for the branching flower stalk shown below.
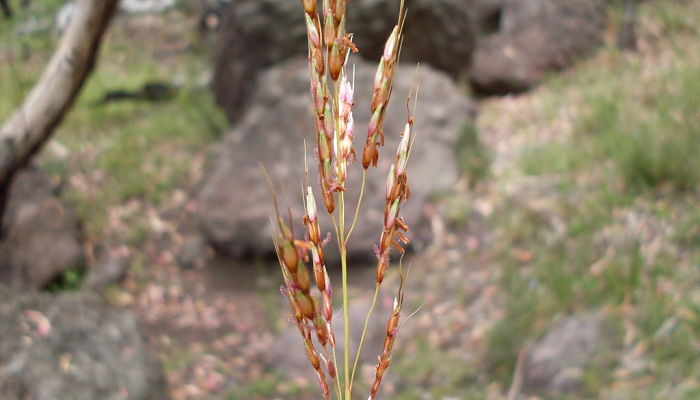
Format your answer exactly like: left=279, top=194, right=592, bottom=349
left=268, top=1, right=415, bottom=399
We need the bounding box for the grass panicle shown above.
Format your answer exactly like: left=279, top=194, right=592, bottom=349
left=267, top=1, right=414, bottom=399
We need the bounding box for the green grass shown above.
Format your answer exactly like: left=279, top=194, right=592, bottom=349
left=226, top=372, right=311, bottom=400
left=46, top=265, right=87, bottom=292
left=391, top=336, right=488, bottom=400
left=520, top=2, right=700, bottom=193
left=455, top=123, right=491, bottom=186
left=2, top=10, right=227, bottom=239
left=493, top=2, right=700, bottom=397
left=578, top=62, right=700, bottom=191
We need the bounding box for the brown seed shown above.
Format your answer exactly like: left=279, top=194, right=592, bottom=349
left=288, top=292, right=304, bottom=322
left=298, top=293, right=315, bottom=319
left=334, top=0, right=345, bottom=22
left=362, top=141, right=376, bottom=169
left=297, top=263, right=311, bottom=292
left=305, top=340, right=321, bottom=370
left=327, top=358, right=336, bottom=378
left=323, top=13, right=336, bottom=49
left=312, top=47, right=324, bottom=76
left=314, top=316, right=329, bottom=346
left=280, top=241, right=299, bottom=273
left=329, top=42, right=342, bottom=81
left=313, top=257, right=326, bottom=292
left=301, top=0, right=316, bottom=15
left=320, top=178, right=335, bottom=213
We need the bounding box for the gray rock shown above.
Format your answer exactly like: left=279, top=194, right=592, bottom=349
left=176, top=234, right=207, bottom=269
left=523, top=311, right=618, bottom=398
left=211, top=0, right=476, bottom=123
left=84, top=247, right=131, bottom=290
left=0, top=286, right=166, bottom=400
left=470, top=0, right=607, bottom=94
left=0, top=169, right=84, bottom=289
left=197, top=58, right=473, bottom=259
left=467, top=0, right=506, bottom=34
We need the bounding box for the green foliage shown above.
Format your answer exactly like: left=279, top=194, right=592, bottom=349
left=227, top=373, right=309, bottom=400
left=651, top=0, right=700, bottom=38
left=455, top=123, right=491, bottom=186
left=578, top=62, right=700, bottom=191
left=1, top=11, right=227, bottom=239
left=46, top=266, right=87, bottom=292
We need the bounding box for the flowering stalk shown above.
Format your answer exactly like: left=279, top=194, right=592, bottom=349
left=370, top=269, right=405, bottom=400
left=351, top=108, right=415, bottom=390
left=267, top=1, right=412, bottom=399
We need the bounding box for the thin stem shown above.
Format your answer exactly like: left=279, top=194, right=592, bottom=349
left=349, top=283, right=380, bottom=388
left=332, top=346, right=343, bottom=400
left=331, top=211, right=342, bottom=252
left=344, top=169, right=367, bottom=244
left=339, top=191, right=350, bottom=400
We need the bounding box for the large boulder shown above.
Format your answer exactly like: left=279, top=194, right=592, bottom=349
left=211, top=0, right=476, bottom=123
left=470, top=0, right=607, bottom=95
left=0, top=287, right=166, bottom=400
left=0, top=169, right=84, bottom=289
left=197, top=58, right=473, bottom=259
left=468, top=0, right=506, bottom=35
left=523, top=311, right=619, bottom=398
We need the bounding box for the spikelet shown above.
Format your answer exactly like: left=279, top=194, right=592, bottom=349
left=362, top=7, right=405, bottom=169
left=264, top=165, right=330, bottom=399
left=333, top=71, right=356, bottom=190
left=274, top=217, right=330, bottom=399
left=375, top=116, right=414, bottom=284
left=369, top=283, right=404, bottom=400
left=304, top=1, right=336, bottom=213
left=304, top=186, right=337, bottom=349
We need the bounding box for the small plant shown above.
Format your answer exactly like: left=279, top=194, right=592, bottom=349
left=265, top=1, right=417, bottom=399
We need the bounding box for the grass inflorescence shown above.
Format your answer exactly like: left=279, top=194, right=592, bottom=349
left=266, top=1, right=418, bottom=399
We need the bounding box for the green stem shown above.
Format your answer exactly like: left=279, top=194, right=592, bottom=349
left=349, top=283, right=379, bottom=388
left=339, top=191, right=350, bottom=400
left=344, top=169, right=367, bottom=245
left=332, top=348, right=342, bottom=400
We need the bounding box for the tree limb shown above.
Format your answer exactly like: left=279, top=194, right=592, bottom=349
left=0, top=0, right=119, bottom=227
left=0, top=0, right=119, bottom=183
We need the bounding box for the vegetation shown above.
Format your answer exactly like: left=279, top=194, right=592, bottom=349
left=1, top=4, right=226, bottom=244
left=456, top=123, right=491, bottom=186
left=2, top=0, right=698, bottom=399
left=269, top=1, right=415, bottom=399
left=486, top=1, right=700, bottom=397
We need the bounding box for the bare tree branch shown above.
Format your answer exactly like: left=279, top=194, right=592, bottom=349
left=0, top=0, right=119, bottom=223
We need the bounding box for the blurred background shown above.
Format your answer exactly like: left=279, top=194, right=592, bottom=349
left=0, top=0, right=699, bottom=399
